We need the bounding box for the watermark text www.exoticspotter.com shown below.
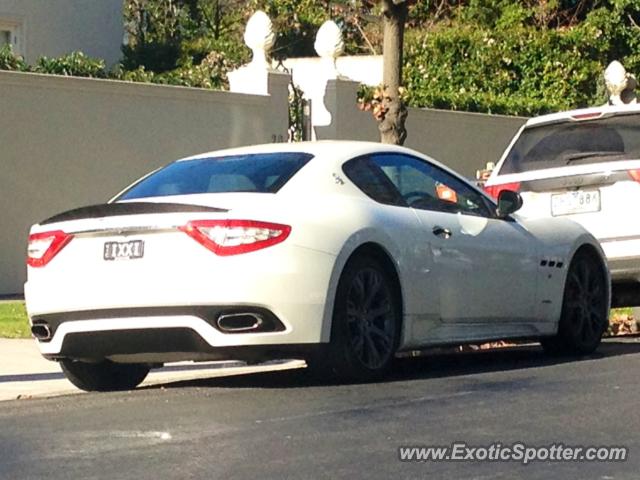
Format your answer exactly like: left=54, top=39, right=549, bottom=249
left=398, top=443, right=628, bottom=465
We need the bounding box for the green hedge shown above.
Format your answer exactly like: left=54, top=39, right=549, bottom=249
left=403, top=25, right=604, bottom=116
left=3, top=1, right=640, bottom=116
left=0, top=45, right=233, bottom=90
left=403, top=1, right=640, bottom=115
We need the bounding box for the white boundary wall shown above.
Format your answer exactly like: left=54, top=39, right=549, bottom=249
left=0, top=71, right=289, bottom=295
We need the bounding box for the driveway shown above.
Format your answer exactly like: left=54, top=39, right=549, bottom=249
left=1, top=338, right=639, bottom=479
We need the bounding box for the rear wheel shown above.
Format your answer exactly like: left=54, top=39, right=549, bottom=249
left=541, top=250, right=609, bottom=355
left=308, top=256, right=401, bottom=382
left=60, top=359, right=150, bottom=392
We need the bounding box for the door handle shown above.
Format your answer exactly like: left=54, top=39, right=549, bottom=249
left=432, top=226, right=452, bottom=239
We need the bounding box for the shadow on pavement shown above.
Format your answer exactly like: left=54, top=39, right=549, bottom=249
left=143, top=337, right=640, bottom=391
left=0, top=360, right=246, bottom=384
left=0, top=372, right=66, bottom=383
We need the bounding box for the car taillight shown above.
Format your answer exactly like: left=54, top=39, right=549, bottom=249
left=629, top=169, right=640, bottom=183
left=180, top=220, right=291, bottom=256
left=483, top=182, right=521, bottom=199
left=27, top=231, right=73, bottom=267
left=571, top=112, right=604, bottom=121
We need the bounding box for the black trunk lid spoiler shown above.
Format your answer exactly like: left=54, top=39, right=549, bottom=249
left=40, top=202, right=228, bottom=226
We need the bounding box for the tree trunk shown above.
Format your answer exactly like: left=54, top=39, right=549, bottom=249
left=378, top=0, right=408, bottom=145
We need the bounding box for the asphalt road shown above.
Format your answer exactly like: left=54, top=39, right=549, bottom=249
left=2, top=338, right=640, bottom=480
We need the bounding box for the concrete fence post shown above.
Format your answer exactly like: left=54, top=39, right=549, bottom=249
left=316, top=78, right=364, bottom=140
left=301, top=18, right=379, bottom=141
left=227, top=10, right=290, bottom=142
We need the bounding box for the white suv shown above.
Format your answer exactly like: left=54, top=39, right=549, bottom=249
left=484, top=104, right=640, bottom=307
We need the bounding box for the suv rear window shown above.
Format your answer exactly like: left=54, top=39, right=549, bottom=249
left=499, top=113, right=640, bottom=174
left=117, top=152, right=313, bottom=200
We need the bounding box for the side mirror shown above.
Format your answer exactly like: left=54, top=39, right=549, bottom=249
left=496, top=190, right=523, bottom=218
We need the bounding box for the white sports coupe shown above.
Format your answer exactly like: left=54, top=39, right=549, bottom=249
left=25, top=141, right=610, bottom=391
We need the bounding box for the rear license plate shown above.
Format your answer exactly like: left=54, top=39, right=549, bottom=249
left=551, top=190, right=601, bottom=216
left=103, top=240, right=145, bottom=261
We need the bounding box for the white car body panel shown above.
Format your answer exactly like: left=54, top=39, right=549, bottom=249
left=25, top=141, right=608, bottom=364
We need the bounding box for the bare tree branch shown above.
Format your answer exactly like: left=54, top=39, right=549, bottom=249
left=354, top=15, right=378, bottom=55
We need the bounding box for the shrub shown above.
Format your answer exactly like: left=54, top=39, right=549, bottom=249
left=402, top=1, right=640, bottom=115
left=34, top=52, right=108, bottom=78
left=0, top=44, right=28, bottom=71
left=152, top=51, right=235, bottom=89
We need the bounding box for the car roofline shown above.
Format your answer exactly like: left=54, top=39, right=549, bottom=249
left=524, top=103, right=640, bottom=128
left=176, top=141, right=414, bottom=162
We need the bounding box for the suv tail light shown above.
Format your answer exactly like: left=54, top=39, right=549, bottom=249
left=180, top=220, right=291, bottom=256
left=483, top=182, right=521, bottom=199
left=629, top=169, right=640, bottom=183
left=570, top=112, right=605, bottom=121
left=27, top=231, right=73, bottom=267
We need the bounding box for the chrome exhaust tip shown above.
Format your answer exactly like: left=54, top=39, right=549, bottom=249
left=31, top=323, right=52, bottom=341
left=216, top=313, right=264, bottom=333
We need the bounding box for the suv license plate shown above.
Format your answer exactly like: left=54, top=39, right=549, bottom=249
left=103, top=240, right=145, bottom=261
left=551, top=190, right=601, bottom=216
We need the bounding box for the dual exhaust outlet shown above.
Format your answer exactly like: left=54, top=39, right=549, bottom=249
left=216, top=312, right=264, bottom=333
left=31, top=323, right=52, bottom=341
left=30, top=312, right=266, bottom=341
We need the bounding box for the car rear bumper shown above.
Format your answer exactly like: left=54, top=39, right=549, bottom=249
left=25, top=244, right=338, bottom=358
left=31, top=305, right=327, bottom=360
left=40, top=328, right=323, bottom=364
left=600, top=237, right=640, bottom=282
left=608, top=257, right=640, bottom=282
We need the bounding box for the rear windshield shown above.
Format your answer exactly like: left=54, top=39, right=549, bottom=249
left=499, top=113, right=640, bottom=174
left=117, top=152, right=313, bottom=200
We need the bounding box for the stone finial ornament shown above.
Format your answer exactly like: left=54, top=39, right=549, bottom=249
left=244, top=10, right=275, bottom=70
left=314, top=20, right=345, bottom=79
left=604, top=60, right=637, bottom=105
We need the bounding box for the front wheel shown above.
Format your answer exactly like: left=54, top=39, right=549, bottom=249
left=541, top=250, right=609, bottom=355
left=60, top=359, right=150, bottom=392
left=308, top=256, right=401, bottom=382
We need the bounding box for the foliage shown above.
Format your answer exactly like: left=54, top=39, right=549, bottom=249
left=122, top=1, right=386, bottom=66
left=0, top=47, right=109, bottom=79
left=123, top=0, right=189, bottom=72
left=0, top=45, right=28, bottom=71
left=0, top=302, right=30, bottom=339
left=0, top=43, right=233, bottom=90
left=34, top=52, right=108, bottom=78
left=287, top=80, right=307, bottom=142
left=607, top=308, right=638, bottom=336
left=402, top=0, right=640, bottom=115
left=116, top=0, right=640, bottom=115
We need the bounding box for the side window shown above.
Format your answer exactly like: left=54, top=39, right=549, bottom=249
left=342, top=156, right=405, bottom=206
left=369, top=153, right=494, bottom=218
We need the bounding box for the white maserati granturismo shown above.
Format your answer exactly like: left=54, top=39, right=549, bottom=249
left=25, top=141, right=610, bottom=391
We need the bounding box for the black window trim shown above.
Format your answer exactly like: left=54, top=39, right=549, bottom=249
left=342, top=154, right=409, bottom=208
left=344, top=151, right=500, bottom=220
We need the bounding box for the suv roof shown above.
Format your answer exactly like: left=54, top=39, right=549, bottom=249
left=524, top=103, right=640, bottom=128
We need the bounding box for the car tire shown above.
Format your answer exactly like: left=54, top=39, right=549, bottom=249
left=60, top=359, right=150, bottom=392
left=308, top=255, right=401, bottom=382
left=541, top=250, right=609, bottom=355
